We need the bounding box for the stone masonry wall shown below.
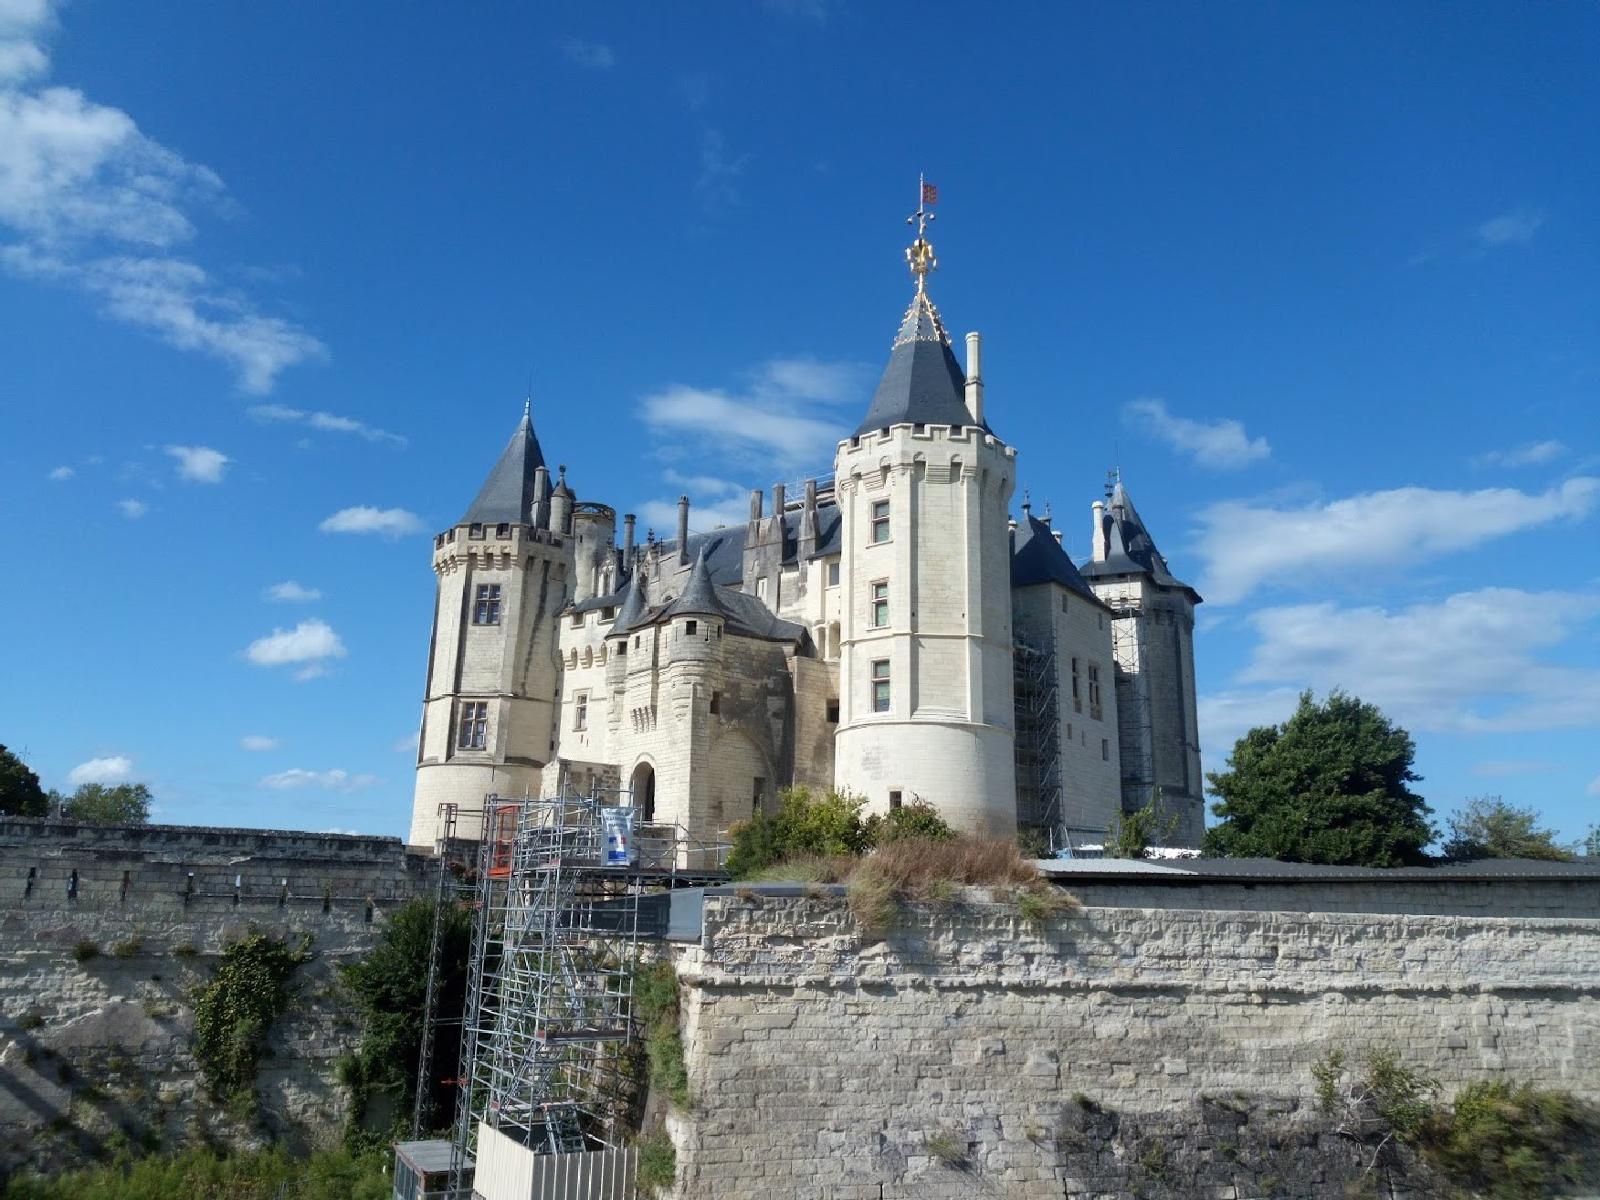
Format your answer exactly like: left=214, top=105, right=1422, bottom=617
left=666, top=886, right=1600, bottom=1199
left=0, top=819, right=432, bottom=1178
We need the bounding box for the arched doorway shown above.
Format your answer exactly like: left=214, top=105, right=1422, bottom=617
left=630, top=761, right=656, bottom=823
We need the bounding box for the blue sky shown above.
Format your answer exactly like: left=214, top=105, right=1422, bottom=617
left=2, top=1, right=1596, bottom=843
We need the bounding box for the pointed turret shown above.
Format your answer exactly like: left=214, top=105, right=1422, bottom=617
left=461, top=407, right=546, bottom=525
left=609, top=568, right=649, bottom=637
left=661, top=547, right=725, bottom=621
left=1081, top=481, right=1198, bottom=600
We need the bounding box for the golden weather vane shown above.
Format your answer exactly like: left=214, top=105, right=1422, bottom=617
left=905, top=174, right=939, bottom=291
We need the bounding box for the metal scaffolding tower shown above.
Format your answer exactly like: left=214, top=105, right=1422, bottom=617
left=1013, top=641, right=1063, bottom=834
left=1107, top=599, right=1156, bottom=812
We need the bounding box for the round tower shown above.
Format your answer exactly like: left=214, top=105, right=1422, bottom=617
left=571, top=501, right=617, bottom=603
left=832, top=200, right=1018, bottom=835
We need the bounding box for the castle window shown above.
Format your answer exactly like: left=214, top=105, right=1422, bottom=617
left=869, top=580, right=889, bottom=628
left=871, top=659, right=891, bottom=713
left=756, top=577, right=768, bottom=602
left=472, top=583, right=502, bottom=625
left=1061, top=595, right=1070, bottom=614
left=753, top=777, right=766, bottom=808
left=685, top=619, right=698, bottom=637
left=1066, top=721, right=1073, bottom=741
left=1071, top=658, right=1083, bottom=713
left=826, top=699, right=839, bottom=723
left=571, top=612, right=585, bottom=628
left=574, top=691, right=589, bottom=731
left=457, top=701, right=488, bottom=750
left=468, top=523, right=485, bottom=540
left=869, top=500, right=891, bottom=544
left=827, top=561, right=840, bottom=587
left=495, top=522, right=511, bottom=539
left=1088, top=664, right=1103, bottom=720
left=888, top=790, right=902, bottom=810
left=601, top=606, right=616, bottom=621
left=710, top=691, right=721, bottom=714
left=1101, top=738, right=1110, bottom=761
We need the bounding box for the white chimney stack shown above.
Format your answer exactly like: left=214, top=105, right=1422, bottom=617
left=1091, top=499, right=1107, bottom=562
left=964, top=331, right=984, bottom=425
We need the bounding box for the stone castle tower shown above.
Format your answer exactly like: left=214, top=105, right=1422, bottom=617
left=1081, top=481, right=1205, bottom=845
left=832, top=217, right=1019, bottom=836
left=408, top=408, right=573, bottom=846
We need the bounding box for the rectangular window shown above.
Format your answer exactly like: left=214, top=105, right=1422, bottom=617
left=1089, top=664, right=1103, bottom=720
left=756, top=577, right=768, bottom=602
left=1066, top=721, right=1073, bottom=741
left=710, top=690, right=721, bottom=714
left=888, top=789, right=903, bottom=810
left=571, top=611, right=585, bottom=628
left=1101, top=738, right=1110, bottom=761
left=753, top=776, right=766, bottom=807
left=468, top=523, right=485, bottom=540
left=825, top=699, right=840, bottom=723
left=870, top=499, right=891, bottom=544
left=869, top=580, right=889, bottom=628
left=456, top=701, right=488, bottom=750
left=472, top=583, right=502, bottom=626
left=871, top=658, right=891, bottom=713
left=495, top=522, right=511, bottom=539
left=574, top=691, right=588, bottom=731
left=601, top=606, right=616, bottom=621
left=827, top=561, right=841, bottom=587
left=1071, top=657, right=1083, bottom=713
left=685, top=619, right=698, bottom=637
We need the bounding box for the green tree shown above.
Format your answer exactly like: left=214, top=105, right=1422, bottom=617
left=1584, top=825, right=1599, bottom=858
left=60, top=782, right=152, bottom=825
left=865, top=799, right=954, bottom=845
left=0, top=744, right=47, bottom=817
left=339, top=898, right=472, bottom=1136
left=726, top=787, right=874, bottom=877
left=1107, top=797, right=1177, bottom=860
left=1203, top=690, right=1434, bottom=867
left=1442, top=796, right=1573, bottom=862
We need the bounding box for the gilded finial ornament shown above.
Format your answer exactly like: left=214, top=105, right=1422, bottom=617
left=905, top=174, right=939, bottom=293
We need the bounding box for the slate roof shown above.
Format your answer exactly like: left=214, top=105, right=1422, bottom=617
left=1078, top=481, right=1199, bottom=600
left=853, top=290, right=987, bottom=438
left=607, top=570, right=649, bottom=636
left=460, top=411, right=546, bottom=525
left=660, top=549, right=724, bottom=620
left=1010, top=510, right=1103, bottom=605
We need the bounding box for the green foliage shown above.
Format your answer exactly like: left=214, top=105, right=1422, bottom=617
left=1015, top=825, right=1051, bottom=860
left=59, top=782, right=152, bottom=826
left=864, top=800, right=954, bottom=845
left=1204, top=690, right=1434, bottom=867
left=172, top=942, right=198, bottom=958
left=726, top=787, right=873, bottom=877
left=112, top=937, right=142, bottom=959
left=1585, top=824, right=1600, bottom=858
left=635, top=961, right=690, bottom=1109
left=635, top=1130, right=676, bottom=1196
left=1442, top=795, right=1573, bottom=862
left=845, top=865, right=900, bottom=936
left=191, top=932, right=310, bottom=1100
left=0, top=1146, right=390, bottom=1200
left=924, top=1131, right=967, bottom=1164
left=1424, top=1080, right=1595, bottom=1198
left=1313, top=1044, right=1439, bottom=1171
left=1014, top=884, right=1075, bottom=923
left=338, top=897, right=472, bottom=1137
left=1107, top=797, right=1177, bottom=860
left=17, top=1009, right=44, bottom=1031
left=72, top=940, right=100, bottom=963
left=0, top=744, right=47, bottom=817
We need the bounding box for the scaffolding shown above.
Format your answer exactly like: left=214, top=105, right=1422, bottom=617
left=1013, top=641, right=1063, bottom=835
left=432, top=790, right=729, bottom=1195
left=1106, top=599, right=1156, bottom=813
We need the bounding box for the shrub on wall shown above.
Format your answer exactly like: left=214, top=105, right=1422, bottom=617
left=726, top=787, right=874, bottom=876
left=0, top=1146, right=389, bottom=1199
left=634, top=960, right=689, bottom=1110
left=1424, top=1081, right=1595, bottom=1197
left=191, top=932, right=311, bottom=1101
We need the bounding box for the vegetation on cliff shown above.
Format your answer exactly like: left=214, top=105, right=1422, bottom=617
left=0, top=1146, right=388, bottom=1200
left=191, top=932, right=311, bottom=1101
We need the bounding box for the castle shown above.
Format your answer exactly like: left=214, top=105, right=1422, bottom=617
left=407, top=204, right=1203, bottom=850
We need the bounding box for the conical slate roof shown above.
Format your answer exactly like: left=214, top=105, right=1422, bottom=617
left=1080, top=482, right=1199, bottom=599
left=661, top=547, right=725, bottom=621
left=853, top=290, right=983, bottom=437
left=1011, top=511, right=1099, bottom=602
left=460, top=410, right=546, bottom=525
left=608, top=569, right=649, bottom=636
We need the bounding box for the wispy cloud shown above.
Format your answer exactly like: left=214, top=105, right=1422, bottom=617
left=0, top=2, right=324, bottom=391
left=318, top=505, right=425, bottom=538
left=115, top=497, right=147, bottom=519
left=244, top=618, right=347, bottom=673
left=1123, top=398, right=1270, bottom=470
left=1477, top=208, right=1545, bottom=248
left=240, top=734, right=279, bottom=752
left=1471, top=440, right=1567, bottom=469
left=559, top=38, right=615, bottom=69
left=264, top=580, right=321, bottom=603
left=696, top=128, right=747, bottom=216
left=165, top=444, right=229, bottom=483
left=259, top=768, right=377, bottom=792
left=67, top=754, right=135, bottom=785
left=47, top=464, right=72, bottom=480
left=1588, top=774, right=1600, bottom=798
left=1193, top=478, right=1600, bottom=604
left=247, top=403, right=406, bottom=448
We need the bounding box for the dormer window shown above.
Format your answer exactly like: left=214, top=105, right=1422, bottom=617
left=495, top=522, right=511, bottom=539
left=469, top=523, right=485, bottom=540
left=601, top=606, right=616, bottom=621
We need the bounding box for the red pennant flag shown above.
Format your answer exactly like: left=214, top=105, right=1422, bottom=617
left=921, top=181, right=939, bottom=206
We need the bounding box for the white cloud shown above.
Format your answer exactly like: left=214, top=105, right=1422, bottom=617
left=115, top=497, right=147, bottom=519
left=641, top=356, right=866, bottom=470
left=259, top=768, right=377, bottom=792
left=245, top=618, right=347, bottom=668
left=318, top=505, right=425, bottom=538
left=67, top=754, right=134, bottom=785
left=1588, top=774, right=1600, bottom=797
left=392, top=734, right=417, bottom=754
left=47, top=464, right=71, bottom=480
left=164, top=443, right=229, bottom=483
left=264, top=580, right=321, bottom=602
left=1233, top=587, right=1600, bottom=736
left=1196, top=686, right=1303, bottom=769
left=640, top=495, right=752, bottom=533
left=1477, top=209, right=1544, bottom=247
left=1194, top=478, right=1600, bottom=604
left=1471, top=760, right=1555, bottom=778
left=247, top=403, right=406, bottom=448
left=1472, top=440, right=1567, bottom=468
left=0, top=6, right=324, bottom=392
left=1123, top=398, right=1270, bottom=470
left=559, top=38, right=615, bottom=69
left=663, top=469, right=744, bottom=496
left=696, top=128, right=747, bottom=215
left=239, top=735, right=279, bottom=752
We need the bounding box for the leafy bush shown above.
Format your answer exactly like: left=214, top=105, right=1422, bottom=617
left=726, top=787, right=873, bottom=877
left=1107, top=798, right=1176, bottom=860
left=634, top=961, right=689, bottom=1109
left=1423, top=1081, right=1595, bottom=1198
left=635, top=1130, right=676, bottom=1196
left=1442, top=796, right=1574, bottom=862
left=192, top=932, right=311, bottom=1100
left=864, top=800, right=954, bottom=845
left=71, top=940, right=99, bottom=963
left=112, top=937, right=142, bottom=959
left=0, top=1146, right=389, bottom=1200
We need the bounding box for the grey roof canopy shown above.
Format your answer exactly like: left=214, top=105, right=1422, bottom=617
left=853, top=291, right=986, bottom=438
left=1010, top=511, right=1102, bottom=604
left=1079, top=481, right=1201, bottom=601
left=660, top=548, right=725, bottom=621
left=460, top=411, right=546, bottom=525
